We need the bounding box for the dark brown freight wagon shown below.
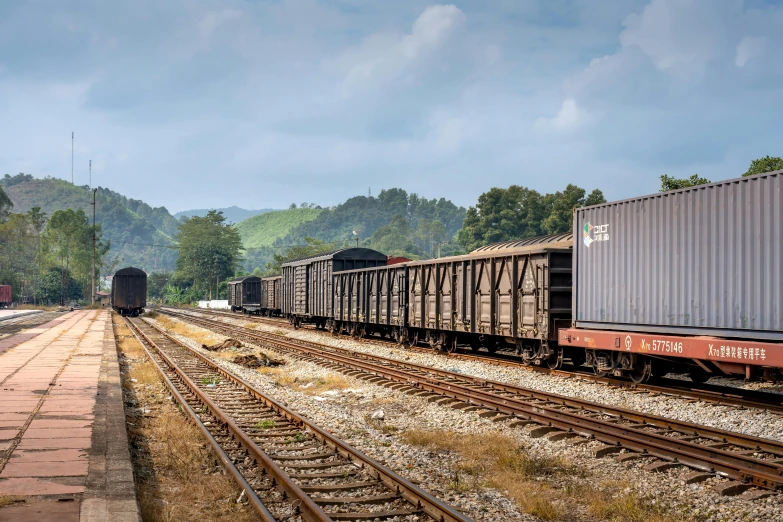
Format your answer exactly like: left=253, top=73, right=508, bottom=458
left=281, top=248, right=387, bottom=328
left=112, top=267, right=147, bottom=316
left=405, top=233, right=573, bottom=365
left=330, top=234, right=574, bottom=366
left=260, top=275, right=281, bottom=316
left=333, top=264, right=408, bottom=339
left=227, top=275, right=261, bottom=313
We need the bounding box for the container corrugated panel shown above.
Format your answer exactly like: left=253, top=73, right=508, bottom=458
left=573, top=170, right=783, bottom=340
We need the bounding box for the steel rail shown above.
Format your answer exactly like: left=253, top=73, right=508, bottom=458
left=122, top=317, right=276, bottom=521
left=165, top=309, right=783, bottom=491
left=191, top=307, right=783, bottom=414
left=134, top=316, right=474, bottom=522
left=126, top=318, right=327, bottom=521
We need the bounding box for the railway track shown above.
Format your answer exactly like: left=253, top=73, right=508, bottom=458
left=190, top=308, right=783, bottom=416
left=161, top=309, right=783, bottom=496
left=123, top=316, right=473, bottom=522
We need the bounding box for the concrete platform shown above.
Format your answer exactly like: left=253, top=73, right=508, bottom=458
left=0, top=310, right=140, bottom=521
left=0, top=313, right=73, bottom=356
left=0, top=310, right=43, bottom=323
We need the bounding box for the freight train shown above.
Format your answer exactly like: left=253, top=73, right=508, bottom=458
left=228, top=170, right=783, bottom=383
left=111, top=267, right=147, bottom=316
left=228, top=275, right=281, bottom=316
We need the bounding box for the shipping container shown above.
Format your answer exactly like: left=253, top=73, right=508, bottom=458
left=573, top=170, right=783, bottom=341
left=227, top=276, right=262, bottom=312
left=281, top=248, right=387, bottom=327
left=112, top=267, right=147, bottom=316
left=0, top=285, right=11, bottom=306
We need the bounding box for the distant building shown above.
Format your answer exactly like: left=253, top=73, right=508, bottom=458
left=96, top=291, right=111, bottom=308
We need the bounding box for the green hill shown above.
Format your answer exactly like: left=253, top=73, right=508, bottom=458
left=174, top=205, right=275, bottom=224
left=235, top=207, right=321, bottom=249
left=2, top=174, right=179, bottom=272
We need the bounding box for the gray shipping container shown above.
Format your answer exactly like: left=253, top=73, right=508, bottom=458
left=573, top=170, right=783, bottom=341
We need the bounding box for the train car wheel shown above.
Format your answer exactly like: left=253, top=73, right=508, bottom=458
left=688, top=367, right=710, bottom=384
left=408, top=332, right=419, bottom=348
left=546, top=348, right=563, bottom=370
left=628, top=357, right=653, bottom=384
left=486, top=341, right=499, bottom=354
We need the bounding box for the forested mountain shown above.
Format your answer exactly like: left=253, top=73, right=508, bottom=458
left=236, top=208, right=322, bottom=249
left=1, top=174, right=178, bottom=272
left=242, top=190, right=466, bottom=274
left=174, top=205, right=275, bottom=224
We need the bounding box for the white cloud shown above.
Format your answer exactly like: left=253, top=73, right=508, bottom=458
left=735, top=36, right=766, bottom=67
left=535, top=98, right=585, bottom=131
left=332, top=4, right=465, bottom=96
left=199, top=9, right=241, bottom=38
left=619, top=0, right=737, bottom=72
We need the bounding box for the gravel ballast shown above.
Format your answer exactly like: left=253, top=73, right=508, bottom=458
left=151, top=313, right=783, bottom=521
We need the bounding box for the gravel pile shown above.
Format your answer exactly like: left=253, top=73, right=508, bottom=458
left=153, top=314, right=783, bottom=521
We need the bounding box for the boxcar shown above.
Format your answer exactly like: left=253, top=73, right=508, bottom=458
left=227, top=276, right=262, bottom=313
left=281, top=248, right=388, bottom=328
left=0, top=285, right=11, bottom=307
left=333, top=264, right=408, bottom=339
left=260, top=275, right=282, bottom=316
left=332, top=234, right=574, bottom=365
left=112, top=267, right=147, bottom=316
left=560, top=169, right=783, bottom=382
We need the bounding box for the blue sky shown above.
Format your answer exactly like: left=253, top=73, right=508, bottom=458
left=1, top=0, right=782, bottom=212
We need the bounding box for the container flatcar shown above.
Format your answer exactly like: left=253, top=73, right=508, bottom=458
left=0, top=285, right=11, bottom=307
left=333, top=234, right=574, bottom=366
left=111, top=267, right=147, bottom=316
left=560, top=169, right=783, bottom=382
left=281, top=248, right=387, bottom=328
left=260, top=275, right=282, bottom=316
left=227, top=276, right=262, bottom=313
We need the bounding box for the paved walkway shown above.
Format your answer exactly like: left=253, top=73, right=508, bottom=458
left=0, top=310, right=139, bottom=521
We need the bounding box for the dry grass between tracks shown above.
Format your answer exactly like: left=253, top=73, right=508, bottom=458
left=257, top=366, right=350, bottom=394
left=153, top=314, right=224, bottom=347
left=113, top=314, right=258, bottom=522
left=401, top=429, right=697, bottom=522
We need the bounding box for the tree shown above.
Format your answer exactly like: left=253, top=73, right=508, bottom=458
left=743, top=156, right=783, bottom=177
left=42, top=208, right=109, bottom=304
left=147, top=272, right=172, bottom=300
left=456, top=184, right=605, bottom=252
left=0, top=185, right=12, bottom=223
left=543, top=185, right=606, bottom=235
left=175, top=210, right=243, bottom=299
left=37, top=267, right=82, bottom=304
left=659, top=174, right=711, bottom=192
left=266, top=237, right=333, bottom=275
left=369, top=214, right=417, bottom=256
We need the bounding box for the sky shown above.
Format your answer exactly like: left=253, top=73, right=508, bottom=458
left=1, top=0, right=782, bottom=213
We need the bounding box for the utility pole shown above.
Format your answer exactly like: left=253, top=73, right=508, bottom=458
left=71, top=132, right=74, bottom=184
left=91, top=188, right=97, bottom=306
